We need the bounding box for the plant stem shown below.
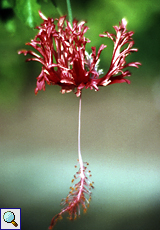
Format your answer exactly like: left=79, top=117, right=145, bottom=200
left=78, top=93, right=84, bottom=178
left=66, top=0, right=73, bottom=26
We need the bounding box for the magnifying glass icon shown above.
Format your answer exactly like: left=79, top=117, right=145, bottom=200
left=3, top=211, right=18, bottom=227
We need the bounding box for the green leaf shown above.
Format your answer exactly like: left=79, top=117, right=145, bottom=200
left=1, top=0, right=14, bottom=8
left=14, top=0, right=41, bottom=28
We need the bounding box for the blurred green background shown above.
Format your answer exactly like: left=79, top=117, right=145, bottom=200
left=0, top=0, right=160, bottom=229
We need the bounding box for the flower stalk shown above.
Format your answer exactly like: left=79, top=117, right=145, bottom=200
left=66, top=0, right=73, bottom=25
left=78, top=93, right=83, bottom=176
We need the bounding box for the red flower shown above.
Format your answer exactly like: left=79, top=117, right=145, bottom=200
left=18, top=12, right=141, bottom=96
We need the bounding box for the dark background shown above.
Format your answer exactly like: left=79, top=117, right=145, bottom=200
left=0, top=0, right=160, bottom=229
